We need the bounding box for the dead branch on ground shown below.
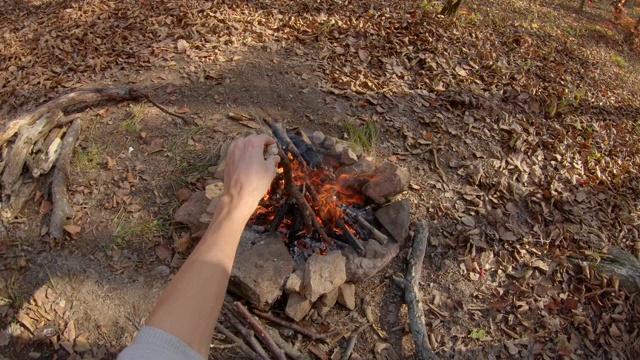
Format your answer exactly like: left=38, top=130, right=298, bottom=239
left=216, top=324, right=261, bottom=360
left=222, top=304, right=270, bottom=360
left=49, top=120, right=82, bottom=240
left=393, top=221, right=439, bottom=360
left=252, top=309, right=342, bottom=341
left=233, top=302, right=286, bottom=360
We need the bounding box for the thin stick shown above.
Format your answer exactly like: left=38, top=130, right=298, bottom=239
left=264, top=324, right=308, bottom=360
left=341, top=323, right=371, bottom=360
left=431, top=148, right=447, bottom=183
left=216, top=324, right=261, bottom=360
left=233, top=302, right=286, bottom=360
left=223, top=306, right=270, bottom=360
left=252, top=310, right=341, bottom=341
left=265, top=119, right=304, bottom=163
left=49, top=120, right=82, bottom=239
left=336, top=218, right=365, bottom=256
left=144, top=96, right=190, bottom=123
left=393, top=221, right=439, bottom=360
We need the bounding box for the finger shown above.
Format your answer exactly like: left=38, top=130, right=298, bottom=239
left=266, top=155, right=280, bottom=170
left=253, top=134, right=276, bottom=147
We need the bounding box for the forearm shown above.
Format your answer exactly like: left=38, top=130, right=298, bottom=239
left=145, top=195, right=252, bottom=357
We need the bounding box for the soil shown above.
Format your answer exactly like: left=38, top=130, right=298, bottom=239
left=1, top=0, right=639, bottom=359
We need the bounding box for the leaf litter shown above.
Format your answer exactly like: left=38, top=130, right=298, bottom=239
left=0, top=0, right=639, bottom=358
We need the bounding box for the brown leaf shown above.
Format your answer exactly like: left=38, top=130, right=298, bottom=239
left=105, top=156, right=116, bottom=171
left=358, top=49, right=370, bottom=61
left=174, top=234, right=192, bottom=253
left=17, top=312, right=36, bottom=333
left=63, top=224, right=81, bottom=239
left=32, top=287, right=47, bottom=307
left=147, top=138, right=165, bottom=154
left=155, top=244, right=173, bottom=262
left=175, top=106, right=190, bottom=114
left=63, top=320, right=76, bottom=342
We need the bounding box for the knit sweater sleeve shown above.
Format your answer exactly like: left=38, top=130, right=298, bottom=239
left=118, top=326, right=204, bottom=360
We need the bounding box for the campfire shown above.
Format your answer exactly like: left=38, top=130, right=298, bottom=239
left=251, top=121, right=390, bottom=259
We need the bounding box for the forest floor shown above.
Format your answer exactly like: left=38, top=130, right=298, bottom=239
left=1, top=0, right=639, bottom=359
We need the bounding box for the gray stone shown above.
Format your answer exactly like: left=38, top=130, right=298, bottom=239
left=152, top=265, right=171, bottom=277
left=302, top=251, right=347, bottom=302
left=342, top=241, right=400, bottom=283
left=315, top=287, right=339, bottom=316
left=285, top=293, right=313, bottom=322
left=323, top=136, right=338, bottom=147
left=375, top=199, right=411, bottom=244
left=363, top=163, right=409, bottom=204
left=173, top=190, right=210, bottom=234
left=340, top=147, right=358, bottom=165
left=229, top=231, right=295, bottom=311
left=311, top=131, right=325, bottom=144
left=337, top=283, right=356, bottom=310
left=213, top=160, right=226, bottom=180
left=284, top=270, right=304, bottom=294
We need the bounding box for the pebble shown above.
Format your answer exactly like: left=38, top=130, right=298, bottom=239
left=311, top=131, right=325, bottom=144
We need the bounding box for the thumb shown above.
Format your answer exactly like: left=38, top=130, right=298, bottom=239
left=266, top=155, right=280, bottom=170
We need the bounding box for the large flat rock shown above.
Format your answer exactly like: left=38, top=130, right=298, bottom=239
left=302, top=251, right=346, bottom=302
left=229, top=231, right=294, bottom=311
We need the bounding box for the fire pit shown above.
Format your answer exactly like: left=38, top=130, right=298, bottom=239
left=173, top=118, right=412, bottom=321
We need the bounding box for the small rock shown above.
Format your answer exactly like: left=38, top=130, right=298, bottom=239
left=375, top=199, right=411, bottom=244
left=340, top=147, right=358, bottom=165
left=173, top=191, right=210, bottom=234
left=205, top=181, right=224, bottom=200
left=213, top=160, right=226, bottom=180
left=74, top=337, right=91, bottom=353
left=323, top=136, right=338, bottom=147
left=177, top=39, right=190, bottom=52
left=315, top=287, right=339, bottom=317
left=330, top=142, right=348, bottom=156
left=285, top=293, right=312, bottom=322
left=177, top=188, right=192, bottom=202
left=336, top=158, right=376, bottom=177
left=28, top=352, right=41, bottom=359
left=337, top=283, right=356, bottom=310
left=302, top=251, right=347, bottom=302
left=229, top=231, right=295, bottom=311
left=284, top=270, right=304, bottom=294
left=311, top=131, right=325, bottom=144
left=152, top=265, right=170, bottom=277
left=342, top=242, right=400, bottom=283
left=363, top=163, right=409, bottom=204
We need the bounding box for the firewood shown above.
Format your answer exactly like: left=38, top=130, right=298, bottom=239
left=2, top=111, right=64, bottom=194
left=252, top=309, right=342, bottom=341
left=49, top=120, right=82, bottom=240
left=233, top=302, right=286, bottom=360
left=223, top=303, right=270, bottom=360
left=344, top=207, right=389, bottom=245
left=393, top=221, right=439, bottom=360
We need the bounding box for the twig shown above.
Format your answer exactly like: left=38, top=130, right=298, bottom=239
left=341, top=323, right=371, bottom=360
left=252, top=310, right=342, bottom=341
left=233, top=302, right=286, bottom=360
left=49, top=120, right=82, bottom=239
left=223, top=305, right=270, bottom=360
left=265, top=119, right=304, bottom=163
left=431, top=148, right=447, bottom=183
left=336, top=218, right=365, bottom=256
left=144, top=96, right=190, bottom=123
left=393, top=221, right=439, bottom=360
left=264, top=324, right=309, bottom=360
left=216, top=324, right=261, bottom=360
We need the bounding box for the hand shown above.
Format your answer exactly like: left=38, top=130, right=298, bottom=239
left=223, top=134, right=280, bottom=216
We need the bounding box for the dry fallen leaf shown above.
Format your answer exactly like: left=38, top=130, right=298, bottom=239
left=63, top=224, right=81, bottom=239
left=147, top=138, right=165, bottom=154
left=175, top=106, right=190, bottom=114
left=105, top=156, right=116, bottom=171
left=174, top=234, right=192, bottom=253
left=155, top=244, right=173, bottom=262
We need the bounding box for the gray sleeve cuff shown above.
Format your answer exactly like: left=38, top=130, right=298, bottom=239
left=118, top=326, right=204, bottom=360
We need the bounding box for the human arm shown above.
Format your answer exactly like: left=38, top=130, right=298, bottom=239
left=121, top=134, right=280, bottom=358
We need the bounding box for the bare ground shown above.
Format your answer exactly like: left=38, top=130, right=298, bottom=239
left=1, top=0, right=640, bottom=359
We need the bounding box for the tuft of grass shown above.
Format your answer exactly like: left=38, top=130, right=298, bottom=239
left=75, top=143, right=106, bottom=170
left=345, top=118, right=378, bottom=152
left=113, top=218, right=169, bottom=248
left=469, top=329, right=487, bottom=340
left=120, top=103, right=146, bottom=133
left=611, top=54, right=628, bottom=68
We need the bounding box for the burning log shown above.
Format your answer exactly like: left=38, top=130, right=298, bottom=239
left=344, top=207, right=389, bottom=245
